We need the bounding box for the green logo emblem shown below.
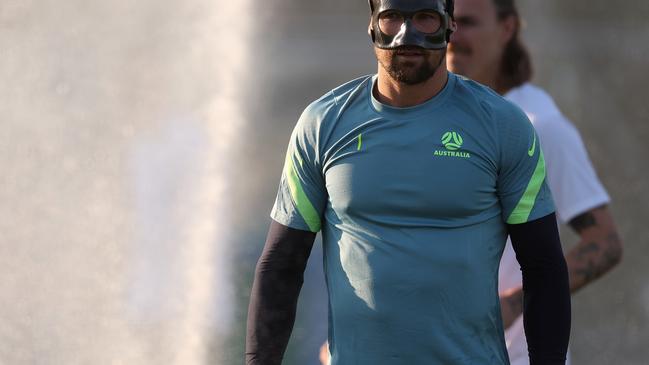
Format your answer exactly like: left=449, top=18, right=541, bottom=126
left=434, top=131, right=470, bottom=159
left=441, top=131, right=463, bottom=151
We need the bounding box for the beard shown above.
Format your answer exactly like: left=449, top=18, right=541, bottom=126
left=378, top=47, right=446, bottom=85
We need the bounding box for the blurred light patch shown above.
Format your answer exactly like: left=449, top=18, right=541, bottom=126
left=128, top=2, right=253, bottom=365
left=0, top=0, right=252, bottom=364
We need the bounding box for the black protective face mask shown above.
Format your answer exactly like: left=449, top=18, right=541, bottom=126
left=369, top=0, right=453, bottom=50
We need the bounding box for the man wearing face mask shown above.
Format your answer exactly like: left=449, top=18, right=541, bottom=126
left=447, top=0, right=623, bottom=364
left=246, top=0, right=570, bottom=364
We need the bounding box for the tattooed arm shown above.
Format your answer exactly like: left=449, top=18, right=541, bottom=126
left=564, top=204, right=623, bottom=292
left=500, top=204, right=623, bottom=328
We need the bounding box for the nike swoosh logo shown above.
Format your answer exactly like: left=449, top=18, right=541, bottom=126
left=528, top=134, right=536, bottom=157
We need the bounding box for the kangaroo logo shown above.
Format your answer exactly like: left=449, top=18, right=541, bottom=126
left=441, top=131, right=463, bottom=151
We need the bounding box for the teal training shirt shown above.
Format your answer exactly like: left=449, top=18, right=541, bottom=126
left=270, top=73, right=555, bottom=365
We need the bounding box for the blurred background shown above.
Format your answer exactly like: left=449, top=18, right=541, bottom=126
left=0, top=0, right=647, bottom=364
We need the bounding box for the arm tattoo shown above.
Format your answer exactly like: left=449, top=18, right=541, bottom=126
left=570, top=233, right=622, bottom=289
left=573, top=242, right=600, bottom=283
left=569, top=211, right=597, bottom=233
left=604, top=232, right=623, bottom=267
left=566, top=205, right=622, bottom=292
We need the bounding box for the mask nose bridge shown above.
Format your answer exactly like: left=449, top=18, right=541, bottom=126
left=393, top=17, right=418, bottom=46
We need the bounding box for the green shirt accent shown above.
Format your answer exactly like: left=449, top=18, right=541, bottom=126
left=507, top=149, right=547, bottom=224
left=283, top=150, right=322, bottom=232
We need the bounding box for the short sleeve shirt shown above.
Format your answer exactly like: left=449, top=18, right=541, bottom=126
left=271, top=73, right=555, bottom=364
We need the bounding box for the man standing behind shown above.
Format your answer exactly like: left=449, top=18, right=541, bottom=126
left=447, top=0, right=623, bottom=364
left=248, top=1, right=571, bottom=364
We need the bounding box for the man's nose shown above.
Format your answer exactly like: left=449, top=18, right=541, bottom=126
left=394, top=19, right=417, bottom=44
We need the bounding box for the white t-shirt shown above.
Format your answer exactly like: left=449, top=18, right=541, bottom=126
left=500, top=83, right=611, bottom=365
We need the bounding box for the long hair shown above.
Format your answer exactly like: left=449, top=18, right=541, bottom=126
left=493, top=0, right=532, bottom=91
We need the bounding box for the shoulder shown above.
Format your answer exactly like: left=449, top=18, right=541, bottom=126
left=505, top=83, right=560, bottom=122
left=456, top=76, right=526, bottom=119
left=452, top=74, right=530, bottom=129
left=302, top=75, right=373, bottom=119
left=452, top=74, right=501, bottom=103
left=292, top=75, right=373, bottom=143
left=505, top=83, right=561, bottom=121
left=505, top=83, right=584, bottom=148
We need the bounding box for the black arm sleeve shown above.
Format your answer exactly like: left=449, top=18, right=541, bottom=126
left=508, top=213, right=571, bottom=365
left=245, top=220, right=317, bottom=365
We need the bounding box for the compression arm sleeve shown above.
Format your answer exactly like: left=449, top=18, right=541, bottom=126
left=508, top=213, right=571, bottom=365
left=245, top=220, right=317, bottom=365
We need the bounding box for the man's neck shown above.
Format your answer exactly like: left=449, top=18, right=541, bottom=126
left=375, top=66, right=449, bottom=108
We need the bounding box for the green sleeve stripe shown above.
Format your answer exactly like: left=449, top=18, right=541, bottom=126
left=284, top=151, right=322, bottom=232
left=507, top=150, right=547, bottom=224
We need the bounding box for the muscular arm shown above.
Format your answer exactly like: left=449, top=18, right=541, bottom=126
left=508, top=213, right=571, bottom=364
left=246, top=221, right=317, bottom=365
left=500, top=205, right=623, bottom=328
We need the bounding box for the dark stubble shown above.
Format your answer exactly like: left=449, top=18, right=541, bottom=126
left=377, top=47, right=446, bottom=85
